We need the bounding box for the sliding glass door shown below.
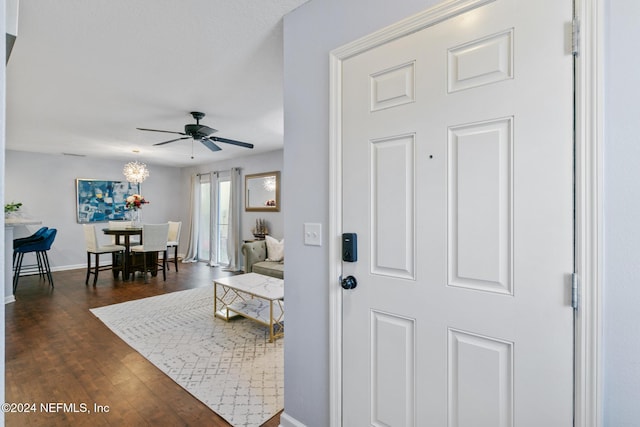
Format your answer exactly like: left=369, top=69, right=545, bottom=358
left=183, top=169, right=239, bottom=268
left=197, top=175, right=212, bottom=262
left=194, top=172, right=230, bottom=266
left=216, top=177, right=230, bottom=266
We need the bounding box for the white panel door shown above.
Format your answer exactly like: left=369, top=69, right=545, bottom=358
left=341, top=0, right=574, bottom=425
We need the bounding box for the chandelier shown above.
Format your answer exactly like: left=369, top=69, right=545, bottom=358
left=123, top=160, right=149, bottom=184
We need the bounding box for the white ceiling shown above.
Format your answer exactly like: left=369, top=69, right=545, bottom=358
left=6, top=0, right=307, bottom=167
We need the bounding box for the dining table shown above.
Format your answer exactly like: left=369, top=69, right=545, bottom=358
left=102, top=226, right=143, bottom=280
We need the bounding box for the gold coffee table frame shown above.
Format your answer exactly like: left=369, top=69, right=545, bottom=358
left=213, top=273, right=284, bottom=342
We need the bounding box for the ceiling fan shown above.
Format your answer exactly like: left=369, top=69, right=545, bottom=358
left=137, top=111, right=254, bottom=154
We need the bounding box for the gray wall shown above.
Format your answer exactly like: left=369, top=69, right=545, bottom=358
left=283, top=0, right=634, bottom=426
left=5, top=150, right=182, bottom=269
left=4, top=149, right=282, bottom=270
left=603, top=0, right=640, bottom=425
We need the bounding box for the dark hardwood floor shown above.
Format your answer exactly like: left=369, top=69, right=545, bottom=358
left=5, top=262, right=282, bottom=427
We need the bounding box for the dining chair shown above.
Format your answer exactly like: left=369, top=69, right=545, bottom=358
left=13, top=228, right=57, bottom=294
left=130, top=223, right=169, bottom=283
left=166, top=221, right=182, bottom=272
left=83, top=224, right=126, bottom=286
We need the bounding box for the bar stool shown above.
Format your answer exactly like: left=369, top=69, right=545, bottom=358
left=13, top=226, right=48, bottom=269
left=13, top=228, right=57, bottom=294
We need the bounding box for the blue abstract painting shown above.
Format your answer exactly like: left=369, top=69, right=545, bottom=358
left=76, top=179, right=140, bottom=223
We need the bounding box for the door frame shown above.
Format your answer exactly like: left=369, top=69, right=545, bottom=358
left=327, top=0, right=604, bottom=426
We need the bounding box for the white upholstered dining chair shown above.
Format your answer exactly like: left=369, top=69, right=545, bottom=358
left=83, top=224, right=126, bottom=286
left=130, top=223, right=169, bottom=283
left=166, top=221, right=182, bottom=272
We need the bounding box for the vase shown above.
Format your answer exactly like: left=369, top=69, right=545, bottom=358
left=129, top=209, right=141, bottom=227
left=131, top=209, right=142, bottom=228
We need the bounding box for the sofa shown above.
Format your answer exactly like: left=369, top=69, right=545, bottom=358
left=241, top=239, right=284, bottom=279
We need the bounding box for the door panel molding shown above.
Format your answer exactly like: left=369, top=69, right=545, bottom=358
left=448, top=117, right=513, bottom=295
left=371, top=310, right=416, bottom=426
left=447, top=28, right=514, bottom=93
left=448, top=328, right=514, bottom=427
left=370, top=134, right=416, bottom=280
left=328, top=0, right=603, bottom=426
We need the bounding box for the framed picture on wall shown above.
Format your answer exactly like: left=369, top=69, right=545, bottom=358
left=76, top=179, right=140, bottom=223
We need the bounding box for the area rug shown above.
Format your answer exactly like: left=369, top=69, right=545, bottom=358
left=90, top=285, right=283, bottom=427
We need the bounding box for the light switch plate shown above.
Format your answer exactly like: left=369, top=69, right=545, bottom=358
left=304, top=223, right=322, bottom=246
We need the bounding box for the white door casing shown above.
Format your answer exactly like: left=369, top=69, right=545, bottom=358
left=328, top=1, right=604, bottom=426
left=335, top=0, right=581, bottom=425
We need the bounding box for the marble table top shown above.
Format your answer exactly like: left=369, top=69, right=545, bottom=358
left=214, top=272, right=284, bottom=301
left=4, top=218, right=42, bottom=227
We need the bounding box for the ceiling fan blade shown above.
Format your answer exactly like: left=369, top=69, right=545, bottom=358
left=137, top=127, right=188, bottom=136
left=200, top=137, right=222, bottom=152
left=153, top=136, right=191, bottom=146
left=210, top=136, right=254, bottom=149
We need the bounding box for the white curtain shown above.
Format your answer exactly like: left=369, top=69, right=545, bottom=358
left=208, top=172, right=219, bottom=267
left=225, top=167, right=242, bottom=271
left=183, top=173, right=204, bottom=262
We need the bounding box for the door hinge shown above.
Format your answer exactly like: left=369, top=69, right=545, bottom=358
left=572, top=17, right=580, bottom=56
left=571, top=273, right=579, bottom=310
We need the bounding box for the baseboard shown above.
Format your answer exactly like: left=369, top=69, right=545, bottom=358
left=13, top=263, right=84, bottom=276
left=47, top=256, right=192, bottom=273
left=279, top=411, right=307, bottom=427
left=20, top=259, right=190, bottom=275
left=52, top=264, right=86, bottom=272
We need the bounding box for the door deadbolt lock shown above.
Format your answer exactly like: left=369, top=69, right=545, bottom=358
left=342, top=233, right=357, bottom=262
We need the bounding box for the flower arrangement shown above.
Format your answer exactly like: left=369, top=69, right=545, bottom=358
left=125, top=194, right=149, bottom=210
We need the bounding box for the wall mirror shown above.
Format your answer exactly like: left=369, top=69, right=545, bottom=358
left=245, top=171, right=280, bottom=212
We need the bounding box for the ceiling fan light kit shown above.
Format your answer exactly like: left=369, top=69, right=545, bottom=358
left=137, top=111, right=254, bottom=156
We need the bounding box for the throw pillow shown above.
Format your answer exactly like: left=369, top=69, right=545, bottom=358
left=265, top=235, right=284, bottom=262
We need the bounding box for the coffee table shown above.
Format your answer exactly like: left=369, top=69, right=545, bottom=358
left=213, top=273, right=284, bottom=342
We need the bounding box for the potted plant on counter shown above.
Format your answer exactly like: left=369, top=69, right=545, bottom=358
left=4, top=202, right=22, bottom=218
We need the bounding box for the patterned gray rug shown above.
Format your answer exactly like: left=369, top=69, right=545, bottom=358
left=90, top=285, right=283, bottom=427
